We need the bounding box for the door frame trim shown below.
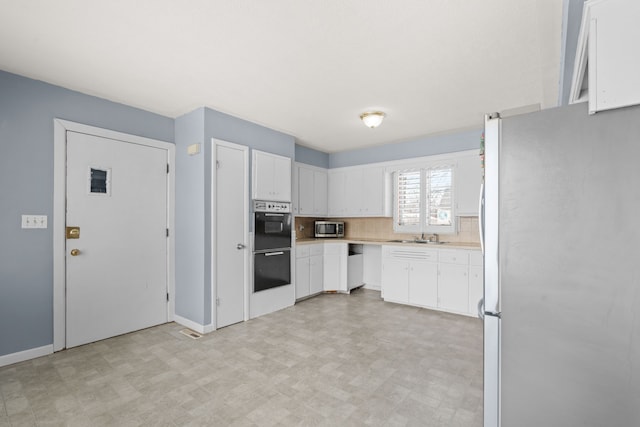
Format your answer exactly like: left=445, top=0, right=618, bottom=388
left=53, top=119, right=176, bottom=351
left=211, top=138, right=250, bottom=329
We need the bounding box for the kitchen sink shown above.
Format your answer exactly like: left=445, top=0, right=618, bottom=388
left=387, top=239, right=448, bottom=244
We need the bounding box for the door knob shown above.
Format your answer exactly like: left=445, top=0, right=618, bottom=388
left=237, top=243, right=246, bottom=250
left=70, top=249, right=80, bottom=256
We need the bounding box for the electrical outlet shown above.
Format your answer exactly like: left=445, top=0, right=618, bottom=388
left=21, top=215, right=47, bottom=229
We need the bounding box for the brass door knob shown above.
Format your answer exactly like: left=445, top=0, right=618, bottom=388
left=70, top=249, right=80, bottom=256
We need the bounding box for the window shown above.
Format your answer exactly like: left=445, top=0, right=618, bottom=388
left=393, top=164, right=455, bottom=234
left=88, top=167, right=111, bottom=196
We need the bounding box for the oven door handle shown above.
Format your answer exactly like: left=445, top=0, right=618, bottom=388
left=264, top=251, right=285, bottom=256
left=265, top=213, right=284, bottom=217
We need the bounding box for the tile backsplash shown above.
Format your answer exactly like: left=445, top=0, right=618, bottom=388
left=295, top=216, right=480, bottom=244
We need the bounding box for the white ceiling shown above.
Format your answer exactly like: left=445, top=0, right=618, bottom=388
left=0, top=0, right=563, bottom=153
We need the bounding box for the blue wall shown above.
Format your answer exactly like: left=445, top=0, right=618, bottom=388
left=294, top=145, right=330, bottom=168
left=174, top=109, right=206, bottom=325
left=173, top=107, right=296, bottom=327
left=329, top=129, right=482, bottom=168
left=0, top=70, right=174, bottom=357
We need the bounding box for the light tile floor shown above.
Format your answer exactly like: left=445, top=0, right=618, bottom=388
left=0, top=289, right=482, bottom=426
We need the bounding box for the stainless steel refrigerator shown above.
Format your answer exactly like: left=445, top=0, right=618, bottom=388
left=481, top=102, right=640, bottom=426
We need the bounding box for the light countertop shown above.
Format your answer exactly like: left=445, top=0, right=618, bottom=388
left=295, top=237, right=481, bottom=250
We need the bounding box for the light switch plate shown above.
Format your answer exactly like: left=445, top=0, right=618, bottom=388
left=187, top=143, right=201, bottom=156
left=21, top=215, right=47, bottom=229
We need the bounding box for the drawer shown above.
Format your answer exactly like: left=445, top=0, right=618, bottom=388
left=382, top=245, right=438, bottom=262
left=469, top=251, right=483, bottom=266
left=310, top=244, right=324, bottom=256
left=296, top=245, right=310, bottom=258
left=439, top=250, right=468, bottom=265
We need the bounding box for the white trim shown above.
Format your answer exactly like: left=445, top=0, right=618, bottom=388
left=53, top=119, right=175, bottom=351
left=0, top=345, right=53, bottom=368
left=173, top=315, right=214, bottom=335
left=211, top=138, right=250, bottom=328
left=569, top=0, right=594, bottom=105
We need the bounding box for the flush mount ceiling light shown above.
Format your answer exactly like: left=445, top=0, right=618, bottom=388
left=360, top=111, right=386, bottom=128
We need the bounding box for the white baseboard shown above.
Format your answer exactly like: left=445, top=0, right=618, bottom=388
left=0, top=345, right=53, bottom=368
left=174, top=315, right=215, bottom=334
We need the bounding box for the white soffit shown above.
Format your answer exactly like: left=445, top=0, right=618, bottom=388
left=0, top=0, right=563, bottom=152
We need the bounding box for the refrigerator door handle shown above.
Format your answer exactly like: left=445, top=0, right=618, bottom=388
left=477, top=297, right=485, bottom=320
left=478, top=182, right=485, bottom=255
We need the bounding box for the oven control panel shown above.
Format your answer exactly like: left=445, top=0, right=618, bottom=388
left=253, top=200, right=291, bottom=213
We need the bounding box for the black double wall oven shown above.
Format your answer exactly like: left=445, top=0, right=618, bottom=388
left=253, top=201, right=291, bottom=293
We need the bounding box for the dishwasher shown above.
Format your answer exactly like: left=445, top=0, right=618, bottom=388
left=347, top=243, right=364, bottom=291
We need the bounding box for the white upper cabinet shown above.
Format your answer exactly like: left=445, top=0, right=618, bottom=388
left=570, top=0, right=640, bottom=113
left=328, top=171, right=347, bottom=216
left=295, top=163, right=328, bottom=216
left=252, top=150, right=291, bottom=201
left=456, top=155, right=482, bottom=216
left=329, top=166, right=390, bottom=217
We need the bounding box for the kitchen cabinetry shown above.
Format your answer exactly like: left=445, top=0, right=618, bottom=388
left=295, top=244, right=324, bottom=300
left=381, top=246, right=438, bottom=307
left=571, top=0, right=640, bottom=113
left=438, top=250, right=469, bottom=314
left=295, top=164, right=327, bottom=216
left=468, top=251, right=483, bottom=317
left=252, top=150, right=291, bottom=202
left=328, top=171, right=346, bottom=216
left=323, top=242, right=347, bottom=292
left=456, top=155, right=482, bottom=216
left=381, top=245, right=481, bottom=317
left=328, top=166, right=390, bottom=217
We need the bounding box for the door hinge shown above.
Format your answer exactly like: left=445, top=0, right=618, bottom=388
left=166, top=292, right=170, bottom=302
left=166, top=228, right=169, bottom=237
left=167, top=164, right=170, bottom=173
left=216, top=160, right=220, bottom=169
left=216, top=297, right=220, bottom=306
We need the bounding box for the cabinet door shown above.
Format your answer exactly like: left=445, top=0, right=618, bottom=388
left=273, top=155, right=292, bottom=202
left=381, top=259, right=409, bottom=304
left=323, top=243, right=347, bottom=292
left=468, top=265, right=483, bottom=317
left=328, top=171, right=346, bottom=216
left=456, top=155, right=482, bottom=216
left=295, top=257, right=310, bottom=300
left=297, top=167, right=314, bottom=215
left=408, top=261, right=438, bottom=308
left=313, top=170, right=328, bottom=216
left=309, top=254, right=324, bottom=295
left=362, top=167, right=384, bottom=216
left=252, top=151, right=275, bottom=200
left=438, top=263, right=469, bottom=313
left=345, top=169, right=363, bottom=216
left=588, top=0, right=640, bottom=113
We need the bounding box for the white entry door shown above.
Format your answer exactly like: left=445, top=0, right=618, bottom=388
left=214, top=140, right=248, bottom=328
left=66, top=131, right=168, bottom=348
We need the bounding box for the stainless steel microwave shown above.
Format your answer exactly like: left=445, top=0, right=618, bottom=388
left=315, top=221, right=344, bottom=238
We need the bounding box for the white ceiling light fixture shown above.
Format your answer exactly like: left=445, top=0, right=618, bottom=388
left=360, top=111, right=386, bottom=128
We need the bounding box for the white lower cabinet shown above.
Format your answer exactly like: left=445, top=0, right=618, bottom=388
left=380, top=259, right=409, bottom=304
left=468, top=251, right=483, bottom=317
left=295, top=244, right=324, bottom=300
left=381, top=245, right=482, bottom=317
left=409, top=261, right=438, bottom=308
left=323, top=242, right=348, bottom=292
